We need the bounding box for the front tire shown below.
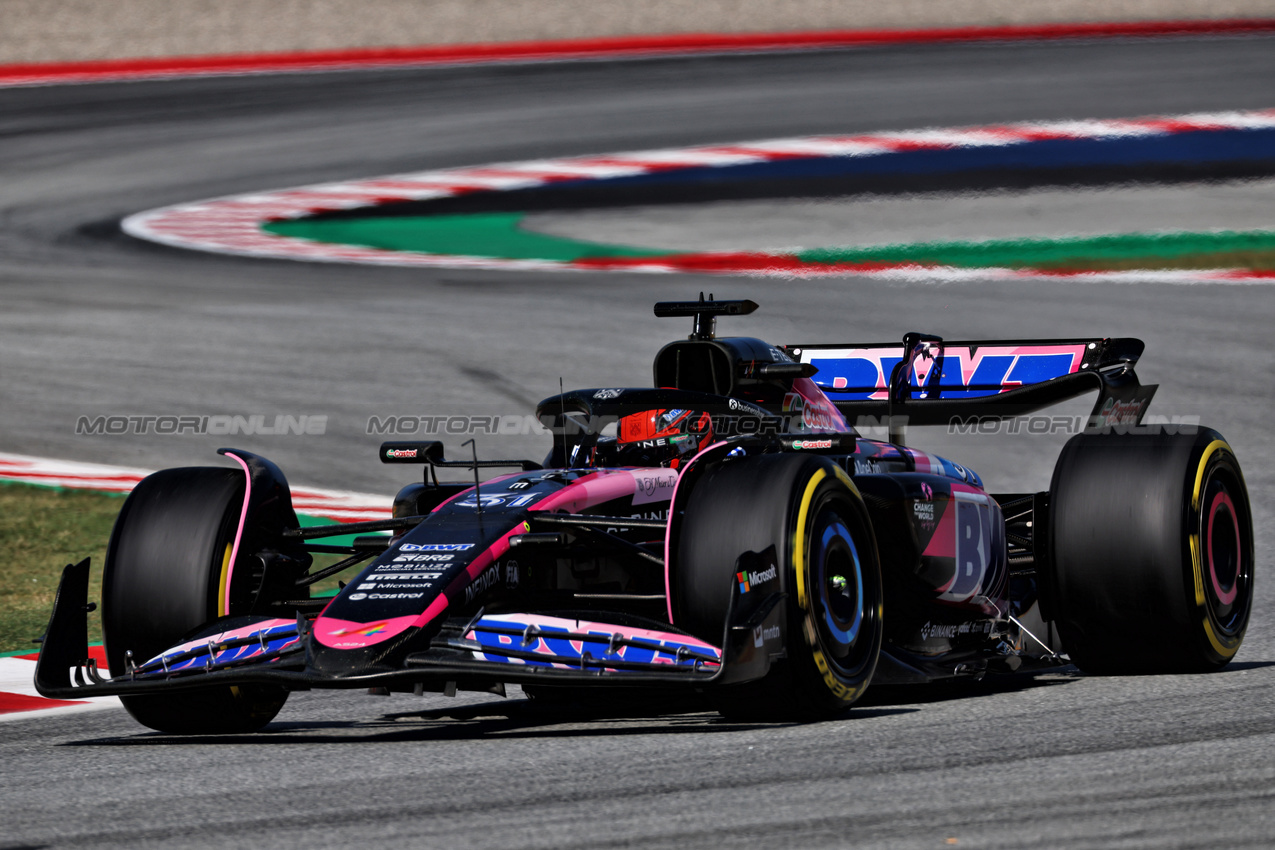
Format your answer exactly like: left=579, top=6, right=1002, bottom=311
left=674, top=454, right=883, bottom=719
left=103, top=467, right=289, bottom=733
left=1047, top=428, right=1254, bottom=674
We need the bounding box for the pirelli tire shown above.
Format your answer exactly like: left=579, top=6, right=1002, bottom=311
left=1047, top=427, right=1253, bottom=674
left=102, top=467, right=289, bottom=734
left=675, top=453, right=883, bottom=719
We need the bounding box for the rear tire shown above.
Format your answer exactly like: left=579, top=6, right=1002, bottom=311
left=674, top=454, right=882, bottom=719
left=1047, top=428, right=1253, bottom=674
left=103, top=467, right=289, bottom=733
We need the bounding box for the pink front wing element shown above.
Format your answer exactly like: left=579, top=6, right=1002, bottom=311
left=141, top=618, right=301, bottom=670
left=313, top=614, right=419, bottom=649
left=220, top=452, right=254, bottom=616
left=151, top=619, right=297, bottom=657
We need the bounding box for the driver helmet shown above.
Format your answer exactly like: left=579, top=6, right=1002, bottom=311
left=593, top=408, right=713, bottom=468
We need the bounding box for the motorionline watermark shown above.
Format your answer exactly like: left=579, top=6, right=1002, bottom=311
left=75, top=414, right=328, bottom=436
left=366, top=412, right=1204, bottom=439
left=368, top=414, right=551, bottom=437
left=367, top=413, right=840, bottom=438
left=941, top=414, right=1201, bottom=437
left=75, top=411, right=1199, bottom=440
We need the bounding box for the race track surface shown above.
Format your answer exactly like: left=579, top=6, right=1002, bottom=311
left=2, top=35, right=1274, bottom=848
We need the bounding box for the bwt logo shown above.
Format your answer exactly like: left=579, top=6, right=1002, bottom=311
left=399, top=543, right=474, bottom=552
left=807, top=345, right=1086, bottom=400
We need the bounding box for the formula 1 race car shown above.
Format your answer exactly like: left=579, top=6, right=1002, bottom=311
left=36, top=298, right=1254, bottom=733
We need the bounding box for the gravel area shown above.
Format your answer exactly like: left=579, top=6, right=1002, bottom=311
left=3, top=0, right=1273, bottom=64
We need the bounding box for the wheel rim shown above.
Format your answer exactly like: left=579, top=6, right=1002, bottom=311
left=808, top=501, right=875, bottom=675
left=1199, top=464, right=1252, bottom=637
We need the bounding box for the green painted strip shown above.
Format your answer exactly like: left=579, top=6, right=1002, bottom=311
left=265, top=212, right=1275, bottom=272
left=265, top=212, right=666, bottom=262
left=796, top=229, right=1275, bottom=270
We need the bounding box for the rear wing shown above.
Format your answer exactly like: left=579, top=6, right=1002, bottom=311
left=783, top=333, right=1156, bottom=440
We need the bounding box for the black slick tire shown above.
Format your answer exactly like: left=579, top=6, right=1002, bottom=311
left=1047, top=428, right=1253, bottom=674
left=102, top=467, right=289, bottom=733
left=674, top=454, right=882, bottom=719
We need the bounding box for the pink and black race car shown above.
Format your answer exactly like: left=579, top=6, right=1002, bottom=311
left=36, top=298, right=1253, bottom=733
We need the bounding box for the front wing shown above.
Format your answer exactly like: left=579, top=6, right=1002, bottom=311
left=34, top=559, right=786, bottom=700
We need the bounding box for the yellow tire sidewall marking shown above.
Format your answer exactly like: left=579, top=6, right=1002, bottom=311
left=1203, top=617, right=1237, bottom=657
left=217, top=542, right=233, bottom=617
left=792, top=468, right=827, bottom=612
left=1189, top=533, right=1205, bottom=606
left=1188, top=439, right=1240, bottom=658
left=1191, top=440, right=1229, bottom=511
left=793, top=463, right=866, bottom=703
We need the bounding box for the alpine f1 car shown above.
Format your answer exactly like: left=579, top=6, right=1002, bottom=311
left=36, top=298, right=1254, bottom=733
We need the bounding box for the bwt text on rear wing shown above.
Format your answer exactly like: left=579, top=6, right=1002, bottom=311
left=783, top=333, right=1157, bottom=442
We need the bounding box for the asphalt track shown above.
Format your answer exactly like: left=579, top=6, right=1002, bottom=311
left=2, top=35, right=1275, bottom=849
